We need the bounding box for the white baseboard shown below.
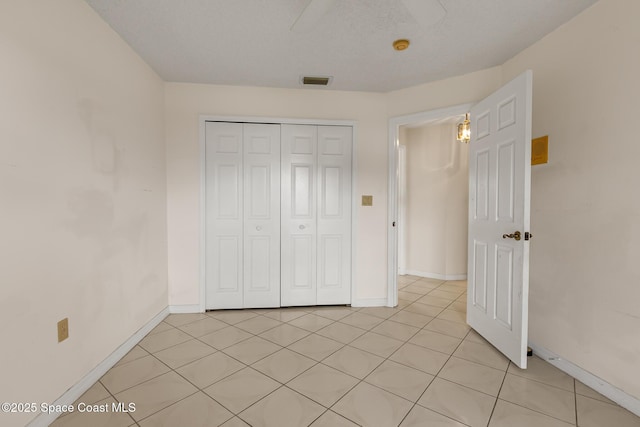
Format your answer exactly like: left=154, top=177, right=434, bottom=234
left=28, top=307, right=170, bottom=427
left=351, top=297, right=389, bottom=308
left=403, top=270, right=467, bottom=281
left=169, top=304, right=203, bottom=314
left=529, top=343, right=640, bottom=417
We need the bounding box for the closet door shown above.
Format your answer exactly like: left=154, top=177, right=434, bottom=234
left=243, top=124, right=281, bottom=308
left=317, top=126, right=352, bottom=304
left=205, top=122, right=244, bottom=309
left=281, top=125, right=318, bottom=306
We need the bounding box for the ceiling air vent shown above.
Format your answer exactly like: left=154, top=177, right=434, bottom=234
left=301, top=76, right=332, bottom=86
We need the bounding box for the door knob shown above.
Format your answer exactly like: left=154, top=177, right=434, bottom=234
left=299, top=224, right=306, bottom=230
left=256, top=226, right=262, bottom=231
left=502, top=231, right=521, bottom=241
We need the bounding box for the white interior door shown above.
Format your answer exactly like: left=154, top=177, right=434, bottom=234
left=317, top=126, right=352, bottom=304
left=281, top=125, right=318, bottom=306
left=243, top=124, right=281, bottom=308
left=205, top=122, right=244, bottom=309
left=467, top=70, right=532, bottom=368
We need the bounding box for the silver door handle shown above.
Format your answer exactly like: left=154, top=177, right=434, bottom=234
left=299, top=224, right=305, bottom=230
left=256, top=226, right=262, bottom=231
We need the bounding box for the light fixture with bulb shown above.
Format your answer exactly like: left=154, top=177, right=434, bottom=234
left=457, top=113, right=470, bottom=143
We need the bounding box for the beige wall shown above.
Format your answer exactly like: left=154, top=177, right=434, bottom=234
left=400, top=123, right=468, bottom=278
left=0, top=1, right=167, bottom=425
left=502, top=0, right=640, bottom=400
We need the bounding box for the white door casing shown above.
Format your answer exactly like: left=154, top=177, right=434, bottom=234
left=467, top=70, right=532, bottom=368
left=281, top=124, right=318, bottom=306
left=243, top=124, right=281, bottom=308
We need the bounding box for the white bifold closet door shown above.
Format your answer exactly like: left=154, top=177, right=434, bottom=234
left=205, top=122, right=281, bottom=309
left=281, top=125, right=352, bottom=306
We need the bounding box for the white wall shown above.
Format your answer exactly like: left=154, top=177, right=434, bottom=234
left=165, top=84, right=389, bottom=305
left=0, top=1, right=167, bottom=425
left=400, top=122, right=468, bottom=279
left=502, top=0, right=640, bottom=400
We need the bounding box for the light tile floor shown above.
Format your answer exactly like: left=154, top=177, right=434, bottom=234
left=52, top=276, right=640, bottom=427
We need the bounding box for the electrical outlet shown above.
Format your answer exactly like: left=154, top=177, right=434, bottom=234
left=57, top=318, right=69, bottom=342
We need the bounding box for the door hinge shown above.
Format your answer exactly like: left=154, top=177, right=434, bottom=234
left=525, top=232, right=533, bottom=241
left=392, top=221, right=396, bottom=227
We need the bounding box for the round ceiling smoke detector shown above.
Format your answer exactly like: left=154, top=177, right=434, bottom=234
left=393, top=39, right=410, bottom=51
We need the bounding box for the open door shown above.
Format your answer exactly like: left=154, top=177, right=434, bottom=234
left=467, top=70, right=532, bottom=369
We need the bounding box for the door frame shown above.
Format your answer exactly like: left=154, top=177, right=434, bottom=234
left=199, top=115, right=358, bottom=312
left=386, top=103, right=473, bottom=307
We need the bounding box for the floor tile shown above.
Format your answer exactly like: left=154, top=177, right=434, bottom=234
left=199, top=326, right=253, bottom=350
left=417, top=294, right=454, bottom=308
left=349, top=332, right=404, bottom=358
left=220, top=418, right=250, bottom=427
left=389, top=343, right=449, bottom=375
left=489, top=399, right=575, bottom=427
left=453, top=339, right=509, bottom=371
left=310, top=410, right=359, bottom=427
left=312, top=306, right=354, bottom=321
left=203, top=368, right=280, bottom=414
left=499, top=373, right=576, bottom=424
left=258, top=323, right=310, bottom=347
left=339, top=312, right=385, bottom=330
left=262, top=308, right=309, bottom=322
left=252, top=348, right=316, bottom=383
left=332, top=382, right=413, bottom=427
left=371, top=320, right=419, bottom=341
left=404, top=302, right=445, bottom=317
left=153, top=339, right=215, bottom=369
left=316, top=322, right=366, bottom=344
left=75, top=381, right=110, bottom=405
left=388, top=311, right=433, bottom=328
left=176, top=351, right=245, bottom=389
left=424, top=318, right=470, bottom=339
left=508, top=356, right=575, bottom=392
left=398, top=291, right=422, bottom=302
left=400, top=405, right=468, bottom=427
left=288, top=334, right=343, bottom=361
left=50, top=397, right=135, bottom=427
left=239, top=386, right=325, bottom=427
left=436, top=308, right=467, bottom=325
left=418, top=378, right=496, bottom=427
left=177, top=317, right=228, bottom=337
left=364, top=360, right=434, bottom=402
left=138, top=328, right=193, bottom=354
left=575, top=381, right=614, bottom=404
left=207, top=310, right=258, bottom=325
left=287, top=364, right=359, bottom=407
left=164, top=313, right=209, bottom=327
left=404, top=284, right=439, bottom=294
left=448, top=300, right=467, bottom=313
left=288, top=314, right=335, bottom=332
left=322, top=345, right=384, bottom=379
left=429, top=289, right=464, bottom=300
left=576, top=394, right=640, bottom=427
left=114, top=371, right=198, bottom=422
left=114, top=345, right=150, bottom=367
left=358, top=306, right=401, bottom=319
left=223, top=336, right=281, bottom=365
left=234, top=316, right=282, bottom=335
left=138, top=391, right=233, bottom=427
left=409, top=329, right=462, bottom=354
left=101, top=355, right=170, bottom=394
left=147, top=322, right=175, bottom=336
left=439, top=357, right=505, bottom=396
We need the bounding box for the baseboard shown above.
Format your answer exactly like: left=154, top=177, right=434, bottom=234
left=529, top=343, right=640, bottom=417
left=351, top=297, right=389, bottom=308
left=28, top=307, right=170, bottom=427
left=403, top=270, right=467, bottom=281
left=169, top=304, right=203, bottom=314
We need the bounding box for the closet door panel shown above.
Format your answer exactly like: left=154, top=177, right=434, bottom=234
left=243, top=124, right=281, bottom=308
left=317, top=126, right=352, bottom=305
left=281, top=125, right=318, bottom=306
left=205, top=122, right=244, bottom=309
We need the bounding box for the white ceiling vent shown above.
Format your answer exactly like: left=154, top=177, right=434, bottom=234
left=301, top=76, right=333, bottom=86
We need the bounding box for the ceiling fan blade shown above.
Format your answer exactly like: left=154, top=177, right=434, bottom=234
left=401, top=0, right=447, bottom=27
left=291, top=0, right=337, bottom=32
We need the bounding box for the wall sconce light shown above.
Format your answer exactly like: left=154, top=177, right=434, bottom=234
left=457, top=113, right=470, bottom=143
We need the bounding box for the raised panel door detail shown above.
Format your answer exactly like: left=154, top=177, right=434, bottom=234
left=217, top=165, right=240, bottom=218
left=320, top=235, right=342, bottom=288
left=321, top=166, right=342, bottom=217
left=292, top=136, right=314, bottom=155
left=497, top=96, right=517, bottom=130
left=292, top=235, right=314, bottom=289
left=248, top=136, right=270, bottom=154
left=475, top=150, right=490, bottom=220
left=496, top=141, right=515, bottom=222
left=292, top=164, right=313, bottom=218
left=321, top=137, right=343, bottom=155
left=246, top=236, right=271, bottom=291
left=248, top=165, right=270, bottom=218
left=472, top=241, right=488, bottom=312
left=494, top=245, right=514, bottom=329
left=216, top=135, right=241, bottom=153
left=476, top=110, right=491, bottom=141
left=217, top=236, right=241, bottom=291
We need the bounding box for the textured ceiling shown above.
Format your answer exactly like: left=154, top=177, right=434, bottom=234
left=84, top=0, right=597, bottom=92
